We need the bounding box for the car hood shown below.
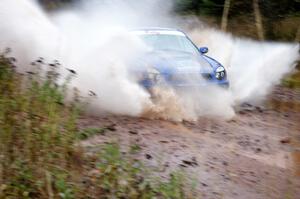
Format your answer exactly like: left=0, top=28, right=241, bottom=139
left=133, top=50, right=213, bottom=74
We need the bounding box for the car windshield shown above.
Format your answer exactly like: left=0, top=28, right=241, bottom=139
left=138, top=33, right=199, bottom=55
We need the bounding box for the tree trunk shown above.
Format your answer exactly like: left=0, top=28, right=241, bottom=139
left=221, top=0, right=231, bottom=31
left=253, top=0, right=265, bottom=40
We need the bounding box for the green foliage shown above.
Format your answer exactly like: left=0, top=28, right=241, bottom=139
left=94, top=143, right=189, bottom=199
left=77, top=127, right=106, bottom=140
left=54, top=174, right=75, bottom=199
left=0, top=50, right=80, bottom=198
left=37, top=0, right=300, bottom=41
left=130, top=144, right=142, bottom=154
left=155, top=173, right=186, bottom=199
left=283, top=70, right=300, bottom=89
left=175, top=0, right=300, bottom=41
left=0, top=51, right=195, bottom=198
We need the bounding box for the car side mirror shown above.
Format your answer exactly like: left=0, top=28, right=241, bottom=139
left=199, top=47, right=209, bottom=54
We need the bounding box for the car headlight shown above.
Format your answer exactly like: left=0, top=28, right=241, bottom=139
left=215, top=66, right=226, bottom=80
left=147, top=67, right=161, bottom=82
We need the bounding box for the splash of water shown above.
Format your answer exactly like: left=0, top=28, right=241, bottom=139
left=0, top=0, right=299, bottom=121
left=188, top=27, right=299, bottom=104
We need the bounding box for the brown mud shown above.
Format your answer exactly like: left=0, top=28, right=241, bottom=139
left=79, top=86, right=300, bottom=199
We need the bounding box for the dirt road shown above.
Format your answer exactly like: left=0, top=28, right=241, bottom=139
left=80, top=86, right=300, bottom=199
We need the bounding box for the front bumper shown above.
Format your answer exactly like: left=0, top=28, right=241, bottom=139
left=140, top=78, right=230, bottom=89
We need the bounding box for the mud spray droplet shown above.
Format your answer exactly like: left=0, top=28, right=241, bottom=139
left=142, top=87, right=188, bottom=122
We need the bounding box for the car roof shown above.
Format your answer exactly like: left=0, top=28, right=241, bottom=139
left=130, top=27, right=186, bottom=36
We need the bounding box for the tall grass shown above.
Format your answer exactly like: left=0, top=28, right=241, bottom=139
left=0, top=49, right=81, bottom=198
left=0, top=50, right=192, bottom=199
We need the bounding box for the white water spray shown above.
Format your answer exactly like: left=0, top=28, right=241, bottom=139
left=0, top=0, right=298, bottom=121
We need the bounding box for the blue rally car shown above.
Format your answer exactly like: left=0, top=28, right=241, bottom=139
left=130, top=28, right=229, bottom=90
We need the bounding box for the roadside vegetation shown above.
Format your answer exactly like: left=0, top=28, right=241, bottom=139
left=39, top=0, right=300, bottom=41
left=0, top=51, right=193, bottom=199
left=1, top=0, right=299, bottom=198
left=283, top=72, right=300, bottom=89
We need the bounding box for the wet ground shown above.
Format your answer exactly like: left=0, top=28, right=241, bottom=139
left=80, top=86, right=300, bottom=199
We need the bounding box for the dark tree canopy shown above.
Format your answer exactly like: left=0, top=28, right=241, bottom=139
left=38, top=0, right=300, bottom=41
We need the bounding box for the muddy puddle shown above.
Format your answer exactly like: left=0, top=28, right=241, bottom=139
left=79, top=86, right=300, bottom=199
